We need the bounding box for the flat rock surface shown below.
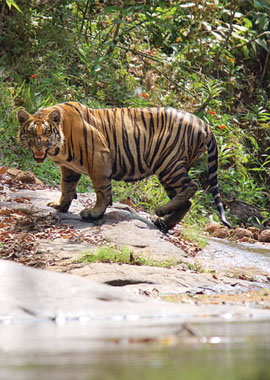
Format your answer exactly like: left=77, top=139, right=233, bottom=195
left=1, top=259, right=269, bottom=324
left=1, top=185, right=270, bottom=329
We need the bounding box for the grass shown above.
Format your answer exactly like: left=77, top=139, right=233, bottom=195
left=180, top=225, right=208, bottom=250
left=77, top=246, right=181, bottom=268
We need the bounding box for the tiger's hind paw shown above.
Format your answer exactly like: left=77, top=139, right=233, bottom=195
left=151, top=215, right=169, bottom=234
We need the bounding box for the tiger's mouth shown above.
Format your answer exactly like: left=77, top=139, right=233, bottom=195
left=33, top=149, right=48, bottom=163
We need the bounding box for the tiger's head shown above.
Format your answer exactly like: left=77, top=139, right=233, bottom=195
left=17, top=107, right=64, bottom=163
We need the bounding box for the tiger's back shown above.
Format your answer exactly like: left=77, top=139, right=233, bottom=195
left=17, top=101, right=230, bottom=231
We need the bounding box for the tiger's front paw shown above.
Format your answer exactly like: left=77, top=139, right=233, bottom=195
left=80, top=207, right=104, bottom=220
left=47, top=201, right=70, bottom=213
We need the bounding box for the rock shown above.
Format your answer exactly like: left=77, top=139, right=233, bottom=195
left=259, top=230, right=270, bottom=243
left=0, top=259, right=183, bottom=322
left=205, top=222, right=223, bottom=234
left=247, top=227, right=260, bottom=234
left=228, top=198, right=264, bottom=224
left=101, top=217, right=185, bottom=262
left=212, top=227, right=230, bottom=239
left=7, top=168, right=43, bottom=185
left=234, top=228, right=253, bottom=239
left=1, top=259, right=270, bottom=330
left=7, top=168, right=21, bottom=177
left=206, top=222, right=229, bottom=238
left=16, top=171, right=43, bottom=185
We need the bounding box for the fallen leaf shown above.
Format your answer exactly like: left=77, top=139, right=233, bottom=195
left=0, top=208, right=13, bottom=216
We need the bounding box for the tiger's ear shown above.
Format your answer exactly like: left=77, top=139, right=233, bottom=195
left=17, top=108, right=31, bottom=124
left=48, top=109, right=61, bottom=124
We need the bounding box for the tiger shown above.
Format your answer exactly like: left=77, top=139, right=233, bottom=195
left=17, top=101, right=230, bottom=232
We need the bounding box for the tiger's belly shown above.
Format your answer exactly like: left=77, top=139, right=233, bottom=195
left=112, top=169, right=153, bottom=182
left=50, top=156, right=89, bottom=175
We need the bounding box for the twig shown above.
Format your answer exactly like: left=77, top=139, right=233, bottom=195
left=196, top=93, right=212, bottom=113
left=106, top=13, right=123, bottom=56
left=259, top=48, right=270, bottom=86
left=228, top=31, right=270, bottom=52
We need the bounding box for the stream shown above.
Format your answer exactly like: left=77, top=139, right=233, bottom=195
left=1, top=237, right=270, bottom=380
left=197, top=237, right=270, bottom=276
left=1, top=320, right=270, bottom=380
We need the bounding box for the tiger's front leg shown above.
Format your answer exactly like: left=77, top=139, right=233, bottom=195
left=80, top=180, right=112, bottom=220
left=48, top=166, right=81, bottom=212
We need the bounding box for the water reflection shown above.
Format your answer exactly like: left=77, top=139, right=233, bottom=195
left=1, top=321, right=270, bottom=380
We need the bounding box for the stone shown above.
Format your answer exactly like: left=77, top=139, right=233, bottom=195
left=205, top=222, right=223, bottom=234
left=206, top=222, right=229, bottom=238
left=234, top=228, right=253, bottom=239
left=1, top=259, right=270, bottom=328
left=7, top=168, right=43, bottom=185
left=212, top=227, right=230, bottom=239
left=16, top=171, right=43, bottom=185
left=259, top=229, right=270, bottom=243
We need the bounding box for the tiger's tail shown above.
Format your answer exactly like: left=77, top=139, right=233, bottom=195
left=207, top=128, right=231, bottom=228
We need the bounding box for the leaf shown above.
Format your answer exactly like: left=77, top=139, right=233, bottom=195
left=242, top=45, right=249, bottom=58
left=255, top=38, right=270, bottom=52
left=254, top=0, right=270, bottom=10
left=14, top=197, right=31, bottom=204
left=0, top=208, right=12, bottom=216
left=179, top=3, right=196, bottom=8
left=211, top=31, right=224, bottom=41
left=6, top=0, right=22, bottom=12
left=0, top=167, right=7, bottom=174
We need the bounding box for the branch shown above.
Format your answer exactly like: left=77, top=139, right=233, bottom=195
left=105, top=13, right=123, bottom=56
left=228, top=31, right=270, bottom=52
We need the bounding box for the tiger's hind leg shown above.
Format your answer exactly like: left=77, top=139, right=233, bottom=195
left=48, top=166, right=81, bottom=212
left=153, top=168, right=198, bottom=231
left=153, top=201, right=192, bottom=233
left=156, top=168, right=198, bottom=218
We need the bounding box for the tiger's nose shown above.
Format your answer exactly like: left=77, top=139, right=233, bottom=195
left=36, top=137, right=42, bottom=146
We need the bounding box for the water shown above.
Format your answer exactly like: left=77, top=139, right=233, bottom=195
left=1, top=320, right=270, bottom=380
left=198, top=238, right=270, bottom=275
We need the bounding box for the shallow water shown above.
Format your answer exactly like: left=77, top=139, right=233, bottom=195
left=199, top=238, right=270, bottom=274
left=1, top=320, right=270, bottom=380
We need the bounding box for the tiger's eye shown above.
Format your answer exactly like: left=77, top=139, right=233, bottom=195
left=45, top=127, right=51, bottom=136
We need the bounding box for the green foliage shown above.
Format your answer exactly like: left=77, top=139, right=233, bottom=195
left=112, top=176, right=167, bottom=214
left=0, top=0, right=269, bottom=227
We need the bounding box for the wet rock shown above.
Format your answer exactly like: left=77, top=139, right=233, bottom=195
left=259, top=230, right=270, bottom=243
left=234, top=228, right=253, bottom=240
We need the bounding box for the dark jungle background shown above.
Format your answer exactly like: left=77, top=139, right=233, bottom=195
left=0, top=0, right=269, bottom=227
